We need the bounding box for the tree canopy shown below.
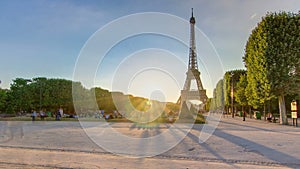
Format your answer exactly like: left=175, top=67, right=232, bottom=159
left=1, top=77, right=179, bottom=116
left=235, top=74, right=248, bottom=110
left=243, top=11, right=300, bottom=124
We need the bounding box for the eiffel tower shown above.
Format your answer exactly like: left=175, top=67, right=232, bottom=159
left=178, top=9, right=208, bottom=109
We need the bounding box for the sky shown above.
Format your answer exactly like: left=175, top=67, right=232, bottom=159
left=0, top=0, right=299, bottom=102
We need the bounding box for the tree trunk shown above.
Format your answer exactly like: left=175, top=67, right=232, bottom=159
left=249, top=106, right=252, bottom=119
left=278, top=94, right=288, bottom=125
left=263, top=103, right=266, bottom=121
left=268, top=100, right=271, bottom=114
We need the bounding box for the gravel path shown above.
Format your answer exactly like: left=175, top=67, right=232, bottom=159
left=0, top=115, right=299, bottom=168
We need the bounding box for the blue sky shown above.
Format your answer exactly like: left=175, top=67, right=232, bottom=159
left=0, top=0, right=299, bottom=101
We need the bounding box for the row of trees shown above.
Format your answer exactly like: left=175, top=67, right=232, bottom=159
left=208, top=70, right=247, bottom=113
left=0, top=77, right=179, bottom=116
left=0, top=78, right=83, bottom=114
left=209, top=11, right=300, bottom=124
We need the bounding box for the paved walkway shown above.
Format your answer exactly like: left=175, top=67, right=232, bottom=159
left=0, top=115, right=299, bottom=168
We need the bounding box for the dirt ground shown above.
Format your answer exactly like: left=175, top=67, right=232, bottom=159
left=0, top=114, right=299, bottom=169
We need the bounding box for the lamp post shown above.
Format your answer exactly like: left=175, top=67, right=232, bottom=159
left=39, top=85, right=42, bottom=111
left=39, top=82, right=44, bottom=111
left=231, top=72, right=234, bottom=118
left=24, top=79, right=32, bottom=115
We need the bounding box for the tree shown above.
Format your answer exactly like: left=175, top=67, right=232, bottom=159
left=235, top=74, right=248, bottom=112
left=205, top=98, right=212, bottom=111
left=215, top=79, right=225, bottom=110
left=243, top=12, right=300, bottom=124
left=224, top=70, right=246, bottom=113
left=6, top=78, right=32, bottom=114
left=29, top=77, right=77, bottom=113
left=94, top=87, right=116, bottom=112
left=211, top=89, right=217, bottom=110
left=0, top=88, right=7, bottom=112
left=5, top=77, right=87, bottom=115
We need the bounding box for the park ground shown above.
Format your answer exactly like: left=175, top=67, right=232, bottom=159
left=0, top=114, right=299, bottom=169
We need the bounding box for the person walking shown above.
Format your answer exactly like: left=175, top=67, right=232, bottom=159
left=32, top=110, right=37, bottom=121
left=40, top=110, right=45, bottom=120
left=59, top=108, right=63, bottom=119
left=55, top=109, right=60, bottom=121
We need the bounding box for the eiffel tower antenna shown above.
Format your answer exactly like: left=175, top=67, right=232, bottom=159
left=178, top=9, right=208, bottom=108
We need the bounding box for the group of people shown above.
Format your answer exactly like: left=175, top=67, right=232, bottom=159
left=31, top=110, right=47, bottom=121
left=31, top=108, right=64, bottom=121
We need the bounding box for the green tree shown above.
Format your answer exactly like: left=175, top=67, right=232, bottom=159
left=6, top=77, right=87, bottom=115
left=235, top=74, right=248, bottom=112
left=6, top=78, right=32, bottom=114
left=224, top=70, right=246, bottom=113
left=244, top=12, right=300, bottom=124
left=0, top=88, right=7, bottom=112
left=205, top=98, right=212, bottom=111
left=215, top=79, right=225, bottom=110
left=94, top=87, right=116, bottom=112
left=211, top=89, right=217, bottom=110
left=73, top=82, right=92, bottom=114
left=29, top=77, right=77, bottom=113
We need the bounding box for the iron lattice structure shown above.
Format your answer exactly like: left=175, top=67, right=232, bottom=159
left=178, top=9, right=208, bottom=107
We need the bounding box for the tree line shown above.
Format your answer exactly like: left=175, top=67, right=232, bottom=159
left=208, top=11, right=300, bottom=124
left=0, top=77, right=179, bottom=116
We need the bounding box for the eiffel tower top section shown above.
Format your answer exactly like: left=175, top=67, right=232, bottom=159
left=190, top=8, right=195, bottom=24
left=188, top=8, right=199, bottom=71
